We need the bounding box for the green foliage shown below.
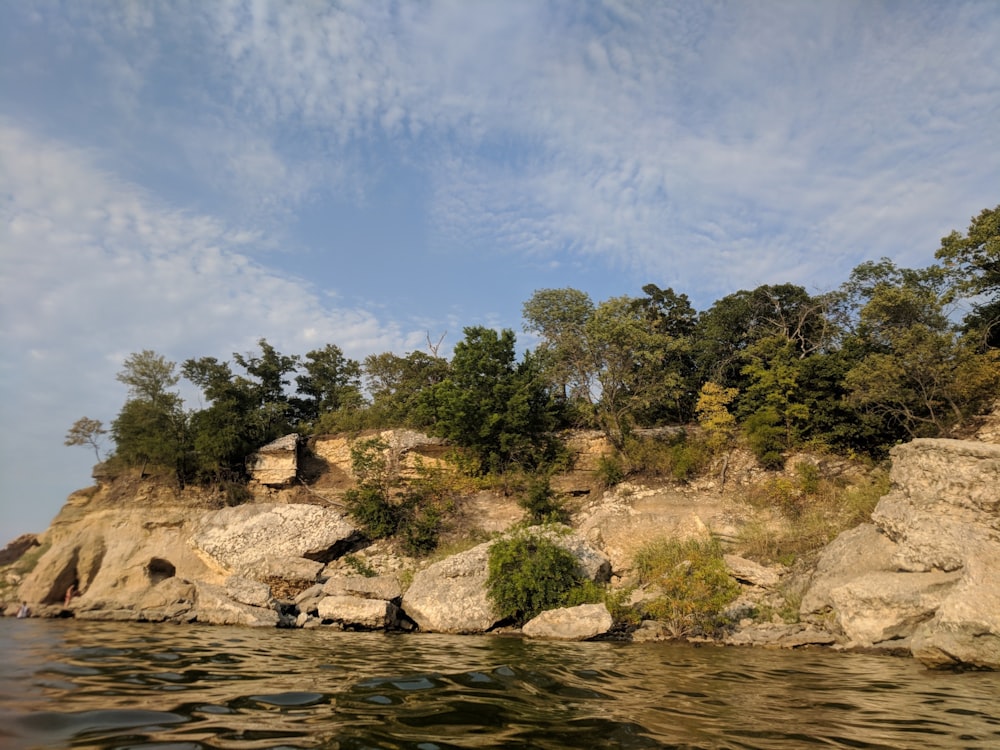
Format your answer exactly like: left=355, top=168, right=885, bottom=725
left=936, top=205, right=1000, bottom=347
left=486, top=530, right=588, bottom=625
left=343, top=554, right=378, bottom=578
left=430, top=327, right=560, bottom=473
left=633, top=537, right=740, bottom=637
left=743, top=408, right=786, bottom=469
left=65, top=417, right=107, bottom=462
left=517, top=476, right=566, bottom=523
left=364, top=350, right=450, bottom=429
left=342, top=440, right=456, bottom=554
left=595, top=453, right=625, bottom=488
left=293, top=343, right=364, bottom=426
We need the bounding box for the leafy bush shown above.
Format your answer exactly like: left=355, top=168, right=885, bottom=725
left=744, top=408, right=786, bottom=469
left=343, top=485, right=404, bottom=539
left=518, top=476, right=566, bottom=523
left=486, top=530, right=589, bottom=624
left=633, top=537, right=740, bottom=637
left=595, top=454, right=625, bottom=487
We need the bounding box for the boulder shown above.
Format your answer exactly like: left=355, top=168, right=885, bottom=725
left=247, top=434, right=300, bottom=486
left=401, top=541, right=498, bottom=633
left=724, top=554, right=784, bottom=588
left=401, top=527, right=611, bottom=634
left=522, top=603, right=613, bottom=641
left=316, top=595, right=400, bottom=629
left=800, top=439, right=1000, bottom=669
left=910, top=547, right=1000, bottom=669
left=799, top=523, right=898, bottom=617
left=194, top=582, right=279, bottom=627
left=191, top=503, right=363, bottom=576
left=223, top=576, right=274, bottom=609
left=321, top=574, right=402, bottom=601
left=828, top=570, right=959, bottom=646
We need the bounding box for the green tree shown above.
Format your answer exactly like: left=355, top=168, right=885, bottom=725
left=585, top=295, right=666, bottom=450
left=522, top=288, right=596, bottom=414
left=182, top=339, right=298, bottom=478
left=633, top=284, right=699, bottom=423
left=293, top=343, right=363, bottom=427
left=110, top=351, right=190, bottom=480
left=116, top=350, right=180, bottom=408
left=364, top=350, right=449, bottom=428
left=431, top=327, right=558, bottom=473
left=64, top=417, right=106, bottom=461
left=841, top=260, right=1000, bottom=439
left=936, top=205, right=1000, bottom=348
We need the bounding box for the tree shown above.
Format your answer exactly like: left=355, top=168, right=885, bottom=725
left=182, top=340, right=298, bottom=478
left=363, top=350, right=449, bottom=428
left=110, top=351, right=189, bottom=480
left=293, top=343, right=363, bottom=426
left=431, top=327, right=558, bottom=473
left=522, top=288, right=596, bottom=409
left=841, top=260, right=1000, bottom=439
left=936, top=205, right=1000, bottom=348
left=695, top=383, right=738, bottom=453
left=65, top=417, right=106, bottom=461
left=116, top=350, right=180, bottom=408
left=633, top=284, right=699, bottom=423
left=585, top=295, right=667, bottom=449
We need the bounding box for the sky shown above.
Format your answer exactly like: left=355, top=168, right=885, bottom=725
left=1, top=0, right=998, bottom=541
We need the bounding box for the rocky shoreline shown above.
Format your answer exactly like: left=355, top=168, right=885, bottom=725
left=3, top=432, right=998, bottom=671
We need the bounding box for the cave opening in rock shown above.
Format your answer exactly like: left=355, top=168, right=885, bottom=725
left=146, top=557, right=176, bottom=584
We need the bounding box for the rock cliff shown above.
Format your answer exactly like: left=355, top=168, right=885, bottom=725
left=3, top=428, right=998, bottom=669
left=800, top=439, right=1000, bottom=669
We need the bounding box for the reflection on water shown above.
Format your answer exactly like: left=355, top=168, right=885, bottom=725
left=1, top=619, right=998, bottom=749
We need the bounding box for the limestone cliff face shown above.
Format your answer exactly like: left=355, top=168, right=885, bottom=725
left=801, top=439, right=1000, bottom=669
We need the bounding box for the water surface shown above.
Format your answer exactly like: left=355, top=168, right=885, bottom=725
left=1, top=619, right=998, bottom=749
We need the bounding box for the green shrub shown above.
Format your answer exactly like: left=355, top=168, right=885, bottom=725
left=744, top=408, right=786, bottom=469
left=633, top=537, right=740, bottom=638
left=343, top=485, right=403, bottom=539
left=518, top=476, right=566, bottom=523
left=486, top=530, right=587, bottom=624
left=596, top=454, right=625, bottom=487
left=343, top=554, right=377, bottom=577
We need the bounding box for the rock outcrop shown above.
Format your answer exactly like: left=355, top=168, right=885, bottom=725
left=801, top=439, right=1000, bottom=669
left=401, top=527, right=611, bottom=634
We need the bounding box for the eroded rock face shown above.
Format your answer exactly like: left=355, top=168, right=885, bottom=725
left=191, top=503, right=363, bottom=576
left=247, top=434, right=300, bottom=487
left=522, top=603, right=613, bottom=641
left=801, top=439, right=1000, bottom=669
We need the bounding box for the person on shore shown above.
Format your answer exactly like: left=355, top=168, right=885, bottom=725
left=17, top=602, right=29, bottom=618
left=64, top=584, right=75, bottom=607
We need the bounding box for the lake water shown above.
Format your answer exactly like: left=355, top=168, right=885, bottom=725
left=1, top=619, right=998, bottom=749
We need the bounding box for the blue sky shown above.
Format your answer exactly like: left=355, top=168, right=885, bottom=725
left=2, top=0, right=998, bottom=540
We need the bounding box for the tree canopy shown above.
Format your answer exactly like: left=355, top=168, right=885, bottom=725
left=79, top=206, right=1000, bottom=486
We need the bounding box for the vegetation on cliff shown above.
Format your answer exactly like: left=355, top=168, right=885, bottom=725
left=68, top=206, right=998, bottom=494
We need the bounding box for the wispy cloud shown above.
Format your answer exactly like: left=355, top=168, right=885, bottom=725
left=1, top=0, right=998, bottom=537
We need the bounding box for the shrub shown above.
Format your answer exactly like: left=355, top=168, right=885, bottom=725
left=595, top=454, right=625, bottom=487
left=744, top=408, right=786, bottom=469
left=518, top=476, right=566, bottom=523
left=633, top=537, right=740, bottom=637
left=486, top=530, right=588, bottom=625
left=343, top=485, right=403, bottom=539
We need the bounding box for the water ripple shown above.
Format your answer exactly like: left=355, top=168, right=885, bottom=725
left=2, top=620, right=1000, bottom=749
